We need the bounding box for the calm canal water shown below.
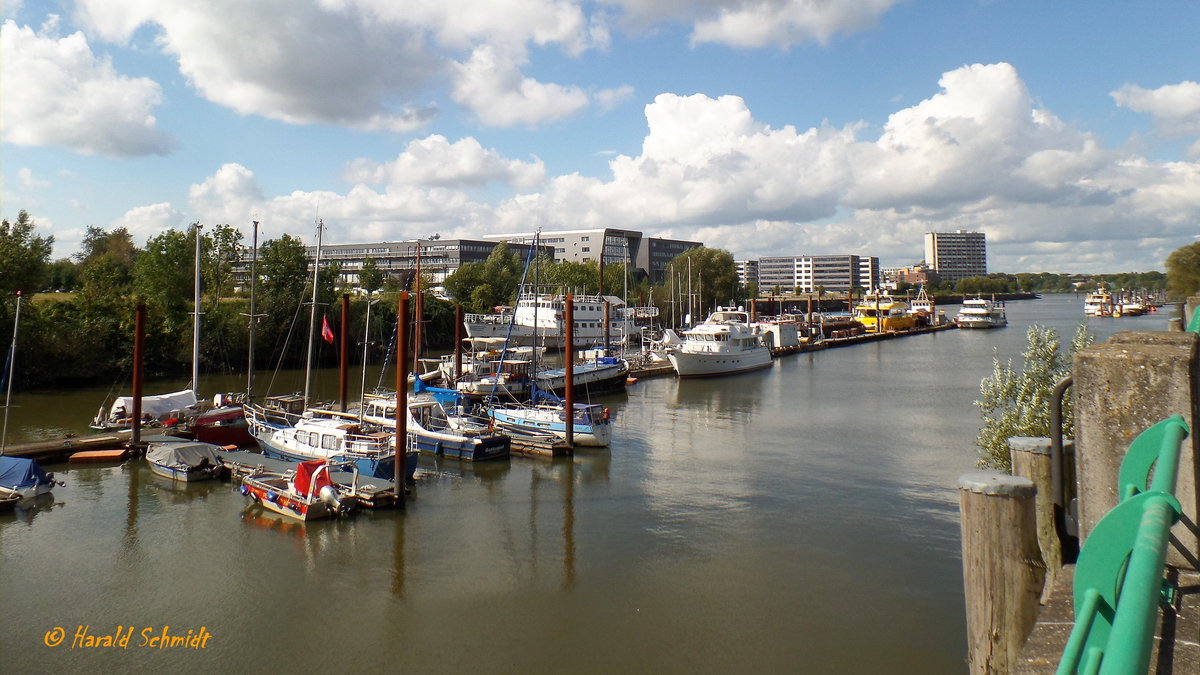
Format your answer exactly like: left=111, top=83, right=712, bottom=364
left=0, top=295, right=1171, bottom=672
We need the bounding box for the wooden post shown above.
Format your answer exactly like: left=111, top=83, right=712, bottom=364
left=959, top=470, right=1044, bottom=675
left=339, top=293, right=349, bottom=412
left=454, top=304, right=463, bottom=382
left=131, top=302, right=146, bottom=450
left=394, top=292, right=409, bottom=504
left=1009, top=436, right=1065, bottom=601
left=564, top=294, right=574, bottom=449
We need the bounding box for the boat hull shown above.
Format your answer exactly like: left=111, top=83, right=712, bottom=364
left=667, top=348, right=772, bottom=378
left=409, top=429, right=510, bottom=462
left=535, top=359, right=629, bottom=397
left=147, top=461, right=224, bottom=482
left=253, top=429, right=417, bottom=481
left=191, top=405, right=254, bottom=447
left=489, top=408, right=612, bottom=447
left=240, top=476, right=344, bottom=521
left=955, top=318, right=1007, bottom=329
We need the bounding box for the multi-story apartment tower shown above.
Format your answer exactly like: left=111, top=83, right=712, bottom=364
left=924, top=230, right=987, bottom=283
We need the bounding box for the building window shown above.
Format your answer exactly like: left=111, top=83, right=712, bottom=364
left=582, top=247, right=590, bottom=252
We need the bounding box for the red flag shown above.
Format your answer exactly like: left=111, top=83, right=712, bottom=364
left=321, top=315, right=335, bottom=344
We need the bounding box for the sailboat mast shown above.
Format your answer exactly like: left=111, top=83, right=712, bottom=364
left=304, top=219, right=324, bottom=405
left=687, top=257, right=693, bottom=326
left=1, top=291, right=22, bottom=454
left=246, top=220, right=259, bottom=401
left=359, top=295, right=373, bottom=425
left=413, top=240, right=422, bottom=376
left=192, top=223, right=202, bottom=395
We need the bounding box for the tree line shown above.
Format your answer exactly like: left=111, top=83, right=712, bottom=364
left=0, top=213, right=745, bottom=390
left=4, top=208, right=1198, bottom=389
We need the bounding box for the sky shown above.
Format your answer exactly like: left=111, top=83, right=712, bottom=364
left=3, top=1, right=1200, bottom=274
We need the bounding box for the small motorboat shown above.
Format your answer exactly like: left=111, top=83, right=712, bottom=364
left=145, top=440, right=228, bottom=482
left=239, top=460, right=353, bottom=521
left=0, top=456, right=62, bottom=499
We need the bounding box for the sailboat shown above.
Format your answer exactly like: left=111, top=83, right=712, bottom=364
left=483, top=233, right=615, bottom=447
left=90, top=224, right=206, bottom=431
left=245, top=220, right=413, bottom=480
left=191, top=220, right=262, bottom=447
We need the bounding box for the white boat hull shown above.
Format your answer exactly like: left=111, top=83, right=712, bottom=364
left=667, top=348, right=772, bottom=378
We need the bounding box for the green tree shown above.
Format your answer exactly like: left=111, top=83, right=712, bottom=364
left=1165, top=241, right=1200, bottom=298
left=203, top=223, right=244, bottom=301
left=46, top=259, right=79, bottom=291
left=0, top=210, right=54, bottom=296
left=975, top=324, right=1094, bottom=471
left=255, top=234, right=310, bottom=366
left=444, top=243, right=524, bottom=313
left=359, top=257, right=384, bottom=295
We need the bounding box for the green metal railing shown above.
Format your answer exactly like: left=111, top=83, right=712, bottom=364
left=1189, top=304, right=1200, bottom=333
left=1057, top=415, right=1189, bottom=674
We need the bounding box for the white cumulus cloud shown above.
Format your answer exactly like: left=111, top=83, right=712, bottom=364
left=113, top=202, right=185, bottom=243
left=1112, top=80, right=1200, bottom=136
left=0, top=20, right=172, bottom=156
left=72, top=0, right=441, bottom=131
left=344, top=135, right=545, bottom=189
left=451, top=44, right=590, bottom=127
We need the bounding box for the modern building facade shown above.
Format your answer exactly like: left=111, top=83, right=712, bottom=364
left=484, top=228, right=702, bottom=282
left=735, top=260, right=759, bottom=288
left=756, top=255, right=880, bottom=294
left=924, top=231, right=987, bottom=283
left=312, top=238, right=553, bottom=286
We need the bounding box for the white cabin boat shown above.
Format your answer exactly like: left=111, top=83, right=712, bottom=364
left=1083, top=288, right=1114, bottom=317
left=246, top=409, right=413, bottom=481
left=666, top=308, right=772, bottom=378
left=954, top=297, right=1008, bottom=329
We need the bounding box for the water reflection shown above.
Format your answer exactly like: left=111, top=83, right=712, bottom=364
left=0, top=296, right=1178, bottom=673
left=2, top=493, right=59, bottom=525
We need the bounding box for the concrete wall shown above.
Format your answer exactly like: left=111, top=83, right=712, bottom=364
left=1074, top=330, right=1200, bottom=570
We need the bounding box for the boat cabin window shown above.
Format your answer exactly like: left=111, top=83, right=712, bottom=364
left=294, top=430, right=310, bottom=446
left=321, top=434, right=338, bottom=450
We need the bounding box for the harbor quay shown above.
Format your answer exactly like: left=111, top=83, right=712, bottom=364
left=2, top=294, right=1172, bottom=672
left=960, top=296, right=1200, bottom=674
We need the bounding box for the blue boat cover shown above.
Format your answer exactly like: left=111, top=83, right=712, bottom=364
left=0, top=456, right=51, bottom=490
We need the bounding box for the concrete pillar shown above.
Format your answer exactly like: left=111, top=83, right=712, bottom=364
left=959, top=471, right=1044, bottom=675
left=1073, top=330, right=1199, bottom=570
left=1009, top=436, right=1073, bottom=594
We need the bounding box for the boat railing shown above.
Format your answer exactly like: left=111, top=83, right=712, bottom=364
left=464, top=312, right=512, bottom=324
left=1057, top=415, right=1188, bottom=673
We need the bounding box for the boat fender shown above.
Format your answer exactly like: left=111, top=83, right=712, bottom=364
left=239, top=484, right=250, bottom=496
left=267, top=490, right=279, bottom=503
left=603, top=408, right=610, bottom=421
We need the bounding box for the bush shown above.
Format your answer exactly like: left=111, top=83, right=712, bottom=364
left=975, top=324, right=1093, bottom=471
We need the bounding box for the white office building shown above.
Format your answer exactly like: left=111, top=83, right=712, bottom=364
left=756, top=255, right=880, bottom=294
